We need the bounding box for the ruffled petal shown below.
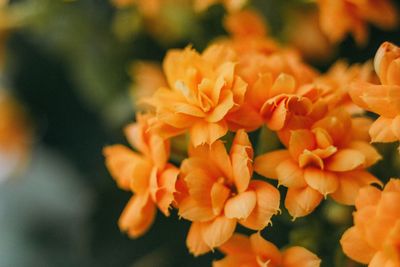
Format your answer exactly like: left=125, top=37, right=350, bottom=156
left=206, top=90, right=235, bottom=123
left=218, top=233, right=252, bottom=255
left=211, top=182, right=231, bottom=215
left=186, top=222, right=211, bottom=256
left=231, top=130, right=253, bottom=193
left=190, top=120, right=228, bottom=146
left=355, top=185, right=382, bottom=210
left=103, top=145, right=152, bottom=193
left=330, top=171, right=382, bottom=205
left=276, top=159, right=307, bottom=188
left=178, top=197, right=215, bottom=222
left=250, top=232, right=282, bottom=266
left=153, top=165, right=179, bottom=216
left=224, top=191, right=257, bottom=219
left=118, top=194, right=156, bottom=238
left=201, top=216, right=237, bottom=249
left=347, top=141, right=382, bottom=168
left=304, top=167, right=338, bottom=196
left=239, top=180, right=280, bottom=230
left=325, top=149, right=366, bottom=172
left=281, top=246, right=321, bottom=267
left=340, top=226, right=376, bottom=264
left=288, top=129, right=316, bottom=161
left=254, top=150, right=291, bottom=179
left=369, top=116, right=398, bottom=143
left=285, top=186, right=323, bottom=218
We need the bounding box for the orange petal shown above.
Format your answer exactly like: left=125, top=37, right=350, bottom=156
left=178, top=197, right=215, bottom=222
left=276, top=159, right=307, bottom=188
left=184, top=168, right=215, bottom=204
left=206, top=90, right=235, bottom=123
left=186, top=222, right=211, bottom=256
left=285, top=186, right=323, bottom=218
left=392, top=115, right=400, bottom=139
left=247, top=73, right=273, bottom=108
left=264, top=98, right=288, bottom=131
left=231, top=130, right=253, bottom=193
left=269, top=73, right=296, bottom=97
left=250, top=232, right=282, bottom=266
left=369, top=116, right=398, bottom=143
left=281, top=246, right=321, bottom=267
left=180, top=157, right=220, bottom=178
left=201, top=216, right=237, bottom=249
left=369, top=251, right=392, bottom=267
left=124, top=120, right=149, bottom=157
left=149, top=134, right=170, bottom=169
left=224, top=191, right=257, bottom=219
left=340, top=226, right=376, bottom=264
left=254, top=150, right=291, bottom=179
left=347, top=141, right=382, bottom=168
left=289, top=129, right=316, bottom=161
left=330, top=171, right=382, bottom=205
left=211, top=182, right=231, bottom=215
left=157, top=106, right=196, bottom=128
left=312, top=127, right=333, bottom=149
left=351, top=117, right=373, bottom=142
left=226, top=103, right=264, bottom=131
left=118, top=194, right=156, bottom=238
left=190, top=120, right=228, bottom=146
left=325, top=149, right=366, bottom=172
left=304, top=167, right=338, bottom=196
left=213, top=255, right=256, bottom=267
left=355, top=185, right=382, bottom=210
left=239, top=180, right=280, bottom=230
left=298, top=150, right=325, bottom=170
left=218, top=233, right=252, bottom=255
left=103, top=145, right=152, bottom=193
left=190, top=140, right=233, bottom=180
left=153, top=165, right=179, bottom=216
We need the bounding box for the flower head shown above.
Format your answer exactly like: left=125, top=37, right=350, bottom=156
left=255, top=108, right=382, bottom=218
left=147, top=45, right=247, bottom=146
left=103, top=113, right=178, bottom=237
left=178, top=130, right=280, bottom=255
left=350, top=42, right=400, bottom=144
left=214, top=233, right=321, bottom=267
left=341, top=179, right=400, bottom=266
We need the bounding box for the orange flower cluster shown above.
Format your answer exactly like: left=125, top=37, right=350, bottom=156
left=341, top=179, right=400, bottom=266
left=104, top=8, right=400, bottom=266
left=104, top=114, right=178, bottom=237
left=317, top=0, right=398, bottom=44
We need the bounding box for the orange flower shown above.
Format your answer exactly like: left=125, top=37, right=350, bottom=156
left=341, top=179, right=400, bottom=266
left=350, top=42, right=400, bottom=144
left=146, top=45, right=247, bottom=146
left=227, top=50, right=318, bottom=131
left=214, top=233, right=321, bottom=267
left=317, top=0, right=398, bottom=44
left=103, top=113, right=178, bottom=237
left=178, top=130, right=280, bottom=255
left=255, top=108, right=382, bottom=218
left=0, top=90, right=32, bottom=182
left=314, top=60, right=377, bottom=114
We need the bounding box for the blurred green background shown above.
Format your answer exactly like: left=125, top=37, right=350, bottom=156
left=1, top=0, right=400, bottom=266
